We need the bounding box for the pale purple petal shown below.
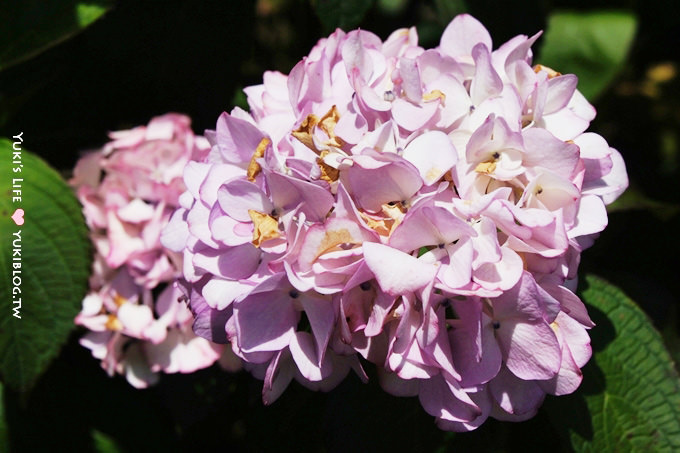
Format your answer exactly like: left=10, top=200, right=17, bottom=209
left=389, top=203, right=475, bottom=252
left=214, top=112, right=266, bottom=164
left=202, top=277, right=252, bottom=310
left=496, top=318, right=561, bottom=380
left=289, top=331, right=333, bottom=381
left=265, top=170, right=334, bottom=222
left=489, top=367, right=545, bottom=415
left=402, top=131, right=458, bottom=186
left=568, top=194, right=608, bottom=238
left=419, top=373, right=482, bottom=422
left=193, top=242, right=260, bottom=280
left=599, top=148, right=628, bottom=204
left=263, top=349, right=296, bottom=405
left=470, top=44, right=503, bottom=105
left=440, top=14, right=492, bottom=57
left=450, top=310, right=502, bottom=386
left=300, top=294, right=336, bottom=364
left=363, top=242, right=438, bottom=295
left=234, top=289, right=298, bottom=353
left=399, top=57, right=423, bottom=103
left=523, top=128, right=581, bottom=180
left=391, top=97, right=440, bottom=131
left=544, top=74, right=578, bottom=114
left=341, top=150, right=422, bottom=212
left=217, top=179, right=273, bottom=222
left=146, top=329, right=221, bottom=374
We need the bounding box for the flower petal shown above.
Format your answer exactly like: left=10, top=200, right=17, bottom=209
left=363, top=242, right=438, bottom=295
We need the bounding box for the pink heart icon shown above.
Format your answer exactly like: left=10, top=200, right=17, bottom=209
left=11, top=208, right=24, bottom=226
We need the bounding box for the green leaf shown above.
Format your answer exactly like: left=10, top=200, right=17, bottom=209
left=0, top=138, right=91, bottom=393
left=538, top=11, right=637, bottom=101
left=377, top=0, right=408, bottom=15
left=433, top=0, right=468, bottom=22
left=92, top=429, right=125, bottom=453
left=314, top=0, right=374, bottom=34
left=232, top=87, right=249, bottom=112
left=552, top=275, right=680, bottom=451
left=0, top=0, right=114, bottom=71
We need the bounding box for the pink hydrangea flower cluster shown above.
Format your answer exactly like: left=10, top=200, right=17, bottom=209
left=72, top=113, right=240, bottom=388
left=163, top=15, right=627, bottom=429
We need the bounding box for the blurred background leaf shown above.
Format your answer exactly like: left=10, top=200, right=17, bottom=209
left=377, top=0, right=409, bottom=15
left=607, top=184, right=680, bottom=219
left=314, top=0, right=375, bottom=33
left=91, top=429, right=125, bottom=453
left=538, top=10, right=637, bottom=101
left=0, top=0, right=114, bottom=72
left=0, top=142, right=91, bottom=393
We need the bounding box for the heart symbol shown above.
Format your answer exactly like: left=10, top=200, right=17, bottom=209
left=11, top=208, right=24, bottom=226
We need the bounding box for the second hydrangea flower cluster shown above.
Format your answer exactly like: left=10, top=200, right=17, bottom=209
left=73, top=114, right=240, bottom=388
left=162, top=15, right=627, bottom=430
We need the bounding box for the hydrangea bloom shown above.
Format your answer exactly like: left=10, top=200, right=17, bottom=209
left=72, top=113, right=240, bottom=388
left=163, top=15, right=627, bottom=428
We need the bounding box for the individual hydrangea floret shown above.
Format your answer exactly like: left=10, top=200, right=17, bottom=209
left=72, top=113, right=240, bottom=388
left=163, top=15, right=627, bottom=428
